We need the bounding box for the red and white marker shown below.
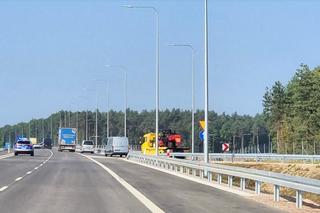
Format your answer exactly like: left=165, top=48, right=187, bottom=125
left=222, top=143, right=229, bottom=152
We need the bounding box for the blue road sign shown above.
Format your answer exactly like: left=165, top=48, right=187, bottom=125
left=199, top=130, right=205, bottom=141
left=5, top=142, right=11, bottom=149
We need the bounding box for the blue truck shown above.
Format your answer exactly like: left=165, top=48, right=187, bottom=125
left=58, top=128, right=77, bottom=152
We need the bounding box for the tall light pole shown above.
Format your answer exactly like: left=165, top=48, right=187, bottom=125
left=105, top=65, right=127, bottom=138
left=106, top=86, right=110, bottom=138
left=50, top=116, right=53, bottom=140
left=204, top=0, right=209, bottom=164
left=95, top=91, right=99, bottom=148
left=70, top=100, right=79, bottom=144
left=122, top=4, right=160, bottom=156
left=168, top=44, right=195, bottom=157
left=91, top=78, right=110, bottom=138
left=81, top=87, right=91, bottom=141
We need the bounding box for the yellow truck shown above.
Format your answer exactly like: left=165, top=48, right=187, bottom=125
left=140, top=130, right=188, bottom=155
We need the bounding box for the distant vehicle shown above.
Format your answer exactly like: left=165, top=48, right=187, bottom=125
left=81, top=140, right=94, bottom=154
left=44, top=138, right=52, bottom=149
left=33, top=142, right=44, bottom=149
left=58, top=128, right=77, bottom=152
left=103, top=137, right=129, bottom=157
left=140, top=129, right=188, bottom=156
left=14, top=139, right=34, bottom=156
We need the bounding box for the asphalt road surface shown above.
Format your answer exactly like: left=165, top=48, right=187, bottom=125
left=95, top=156, right=282, bottom=213
left=0, top=150, right=283, bottom=213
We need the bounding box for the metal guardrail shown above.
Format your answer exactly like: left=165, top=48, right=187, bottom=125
left=163, top=152, right=320, bottom=163
left=127, top=152, right=320, bottom=208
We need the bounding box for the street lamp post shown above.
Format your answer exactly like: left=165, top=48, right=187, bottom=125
left=204, top=0, right=209, bottom=164
left=105, top=65, right=127, bottom=138
left=122, top=5, right=160, bottom=156
left=91, top=79, right=110, bottom=138
left=168, top=44, right=195, bottom=158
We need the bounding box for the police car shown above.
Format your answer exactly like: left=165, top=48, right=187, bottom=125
left=14, top=138, right=34, bottom=156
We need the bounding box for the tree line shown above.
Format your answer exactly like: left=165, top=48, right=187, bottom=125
left=0, top=109, right=270, bottom=153
left=1, top=64, right=319, bottom=154
left=263, top=64, right=320, bottom=154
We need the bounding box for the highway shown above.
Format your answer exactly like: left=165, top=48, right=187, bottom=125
left=0, top=149, right=282, bottom=213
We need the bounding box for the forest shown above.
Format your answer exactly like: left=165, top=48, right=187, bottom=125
left=1, top=64, right=319, bottom=154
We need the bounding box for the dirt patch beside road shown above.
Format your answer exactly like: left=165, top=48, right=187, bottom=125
left=219, top=162, right=320, bottom=206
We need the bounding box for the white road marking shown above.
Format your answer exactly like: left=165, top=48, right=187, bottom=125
left=15, top=177, right=23, bottom=181
left=0, top=150, right=54, bottom=194
left=124, top=158, right=253, bottom=197
left=90, top=155, right=108, bottom=159
left=0, top=153, right=14, bottom=160
left=0, top=186, right=8, bottom=192
left=81, top=154, right=165, bottom=213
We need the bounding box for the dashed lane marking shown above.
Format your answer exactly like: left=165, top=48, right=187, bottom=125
left=15, top=177, right=23, bottom=181
left=0, top=186, right=8, bottom=192
left=0, top=150, right=54, bottom=193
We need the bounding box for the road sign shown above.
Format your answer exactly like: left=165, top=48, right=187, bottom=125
left=222, top=143, right=229, bottom=152
left=199, top=120, right=205, bottom=129
left=199, top=130, right=205, bottom=141
left=4, top=142, right=11, bottom=149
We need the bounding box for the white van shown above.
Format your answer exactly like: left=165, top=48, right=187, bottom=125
left=81, top=140, right=94, bottom=154
left=104, top=137, right=129, bottom=157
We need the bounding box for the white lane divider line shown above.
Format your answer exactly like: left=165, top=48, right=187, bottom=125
left=81, top=154, right=165, bottom=213
left=0, top=153, right=14, bottom=160
left=0, top=150, right=54, bottom=194
left=0, top=186, right=8, bottom=192
left=15, top=177, right=23, bottom=182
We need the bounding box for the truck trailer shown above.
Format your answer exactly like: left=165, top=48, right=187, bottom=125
left=58, top=128, right=77, bottom=152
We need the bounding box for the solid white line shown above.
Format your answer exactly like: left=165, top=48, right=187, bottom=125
left=124, top=159, right=254, bottom=197
left=0, top=186, right=8, bottom=192
left=15, top=177, right=23, bottom=181
left=0, top=153, right=14, bottom=160
left=90, top=155, right=108, bottom=159
left=81, top=154, right=164, bottom=213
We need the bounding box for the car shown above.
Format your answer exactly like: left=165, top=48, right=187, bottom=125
left=81, top=140, right=94, bottom=154
left=44, top=138, right=52, bottom=149
left=103, top=137, right=129, bottom=157
left=14, top=140, right=34, bottom=156
left=33, top=142, right=44, bottom=149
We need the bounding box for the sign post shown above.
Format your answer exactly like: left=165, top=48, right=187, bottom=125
left=5, top=142, right=11, bottom=153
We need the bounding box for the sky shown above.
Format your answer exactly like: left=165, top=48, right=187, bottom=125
left=0, top=0, right=319, bottom=127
